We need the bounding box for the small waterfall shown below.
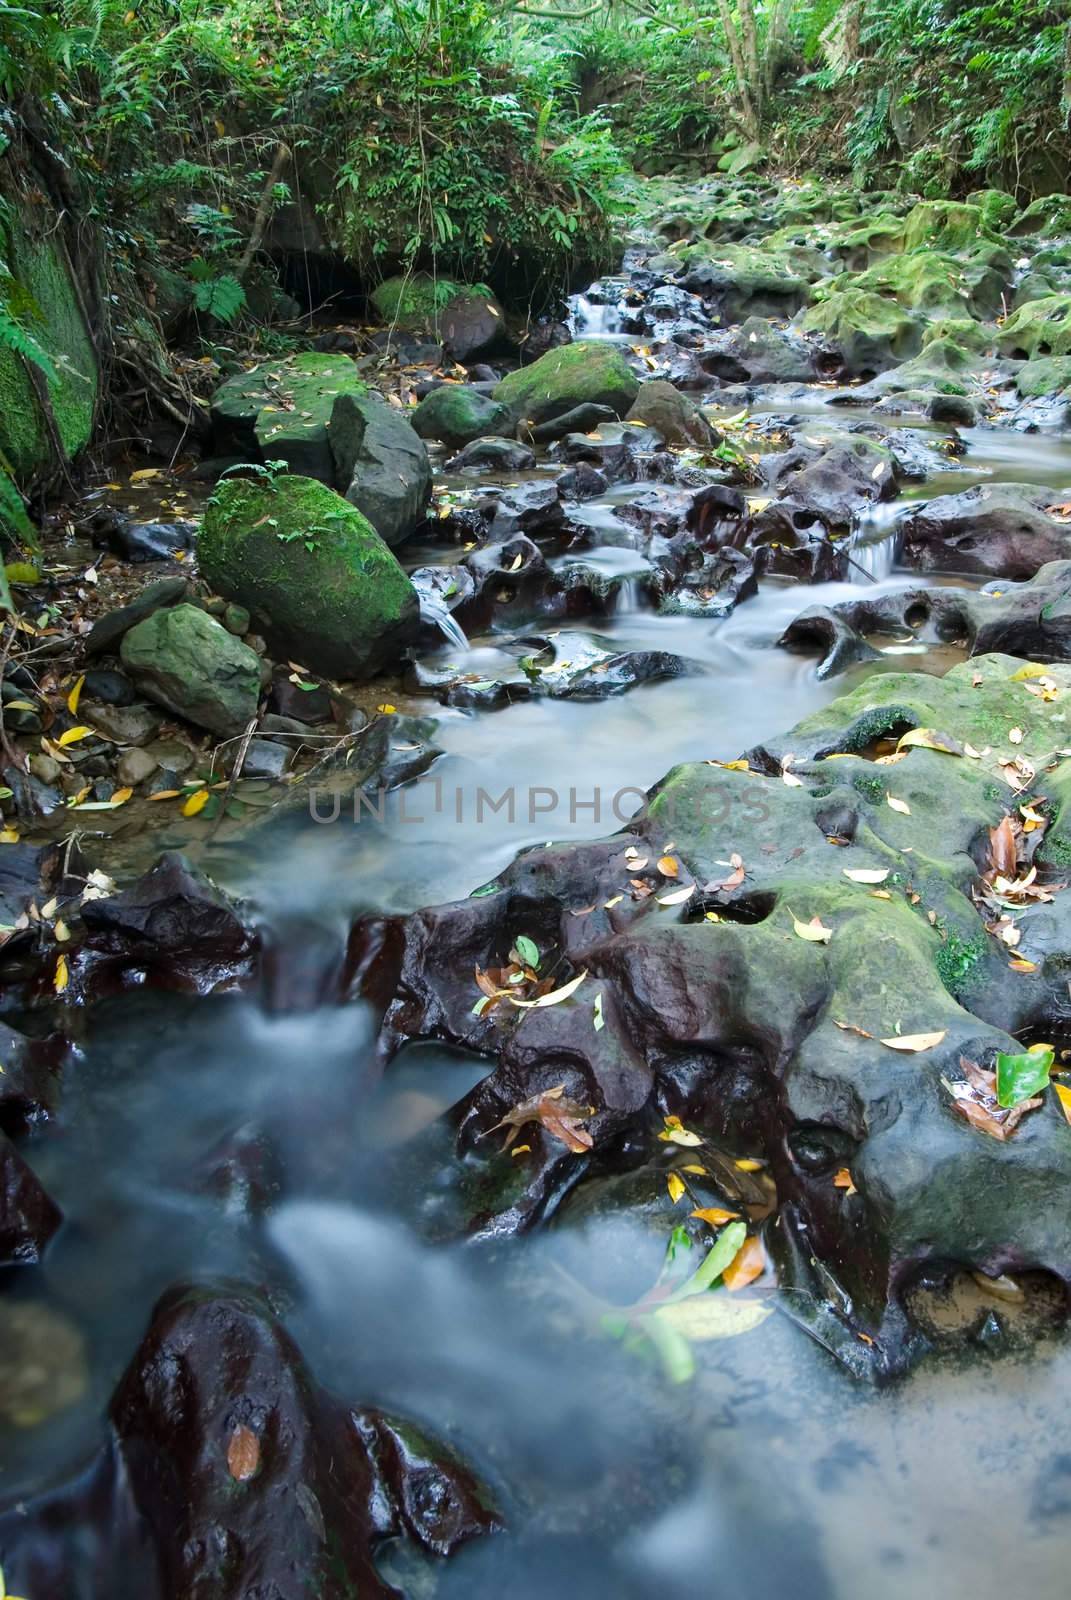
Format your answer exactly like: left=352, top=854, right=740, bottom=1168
left=850, top=501, right=904, bottom=582
left=420, top=592, right=469, bottom=651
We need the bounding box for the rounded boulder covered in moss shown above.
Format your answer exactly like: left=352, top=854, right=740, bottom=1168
left=492, top=341, right=639, bottom=425
left=199, top=475, right=420, bottom=679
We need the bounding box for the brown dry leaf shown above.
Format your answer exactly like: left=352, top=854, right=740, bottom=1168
left=834, top=1020, right=874, bottom=1038
left=658, top=855, right=679, bottom=877
left=723, top=1235, right=765, bottom=1291
left=945, top=1056, right=1042, bottom=1140
left=879, top=1030, right=946, bottom=1052
left=227, top=1425, right=260, bottom=1481
left=833, top=1168, right=857, bottom=1194
left=988, top=815, right=1018, bottom=880
left=484, top=1083, right=595, bottom=1153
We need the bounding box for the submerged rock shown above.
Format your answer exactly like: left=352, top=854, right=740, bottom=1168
left=199, top=475, right=419, bottom=678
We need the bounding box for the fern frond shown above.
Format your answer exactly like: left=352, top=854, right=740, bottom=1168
left=0, top=302, right=57, bottom=384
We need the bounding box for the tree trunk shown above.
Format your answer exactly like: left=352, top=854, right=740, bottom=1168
left=714, top=0, right=760, bottom=139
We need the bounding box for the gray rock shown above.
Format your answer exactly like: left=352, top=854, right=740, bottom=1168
left=145, top=739, right=195, bottom=775
left=120, top=605, right=261, bottom=737
left=85, top=577, right=189, bottom=658
left=224, top=603, right=250, bottom=635
left=82, top=700, right=163, bottom=747
left=330, top=390, right=432, bottom=548
left=238, top=738, right=290, bottom=780
left=117, top=748, right=159, bottom=787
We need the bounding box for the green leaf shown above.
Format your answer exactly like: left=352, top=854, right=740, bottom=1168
left=513, top=934, right=539, bottom=969
left=654, top=1295, right=773, bottom=1342
left=669, top=1220, right=747, bottom=1301
left=642, top=1310, right=695, bottom=1383
left=996, top=1044, right=1054, bottom=1108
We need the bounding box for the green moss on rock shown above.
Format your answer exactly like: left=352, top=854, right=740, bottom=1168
left=410, top=385, right=513, bottom=448
left=0, top=212, right=97, bottom=480
left=492, top=341, right=639, bottom=426
left=997, top=296, right=1071, bottom=361
left=199, top=474, right=419, bottom=679
left=210, top=353, right=367, bottom=483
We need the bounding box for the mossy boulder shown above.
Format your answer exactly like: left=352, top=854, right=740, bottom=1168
left=997, top=296, right=1071, bottom=360
left=492, top=342, right=639, bottom=427
left=370, top=275, right=506, bottom=361
left=1016, top=356, right=1071, bottom=399
left=199, top=475, right=419, bottom=678
left=966, top=189, right=1018, bottom=231
left=1010, top=196, right=1071, bottom=238
left=210, top=353, right=367, bottom=483
left=901, top=201, right=991, bottom=254
left=798, top=289, right=922, bottom=376
left=410, top=386, right=514, bottom=449
left=0, top=210, right=97, bottom=483
left=120, top=604, right=260, bottom=737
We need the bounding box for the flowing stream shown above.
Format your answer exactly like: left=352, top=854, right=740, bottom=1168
left=10, top=322, right=1071, bottom=1598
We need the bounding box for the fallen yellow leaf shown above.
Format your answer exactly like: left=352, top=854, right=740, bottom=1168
left=667, top=1172, right=686, bottom=1203
left=54, top=954, right=69, bottom=993
left=67, top=673, right=85, bottom=715
left=57, top=725, right=95, bottom=747
left=879, top=1029, right=947, bottom=1052
left=182, top=789, right=210, bottom=817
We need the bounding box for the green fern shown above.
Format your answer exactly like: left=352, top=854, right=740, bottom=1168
left=0, top=299, right=57, bottom=384
left=189, top=272, right=247, bottom=325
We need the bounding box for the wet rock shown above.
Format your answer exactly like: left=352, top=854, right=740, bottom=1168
left=0, top=1133, right=61, bottom=1265
left=755, top=436, right=896, bottom=538
left=678, top=247, right=809, bottom=321
left=85, top=576, right=189, bottom=658
left=556, top=462, right=609, bottom=501
left=781, top=559, right=1071, bottom=678
left=701, top=318, right=816, bottom=384
left=0, top=1022, right=68, bottom=1135
left=268, top=670, right=332, bottom=724
left=239, top=738, right=290, bottom=780
left=82, top=667, right=137, bottom=705
left=90, top=514, right=196, bottom=563
left=625, top=380, right=718, bottom=447
left=901, top=483, right=1071, bottom=578
left=194, top=1123, right=283, bottom=1215
left=411, top=384, right=514, bottom=449
left=494, top=341, right=639, bottom=425
left=199, top=476, right=419, bottom=679
left=223, top=602, right=250, bottom=635
left=356, top=656, right=1071, bottom=1375
left=103, top=1283, right=499, bottom=1600
left=371, top=274, right=507, bottom=363
left=77, top=851, right=257, bottom=994
left=330, top=390, right=432, bottom=546
left=487, top=481, right=564, bottom=541
left=144, top=738, right=195, bottom=775
left=3, top=764, right=64, bottom=819
left=116, top=748, right=158, bottom=787
left=527, top=403, right=617, bottom=446
left=121, top=605, right=261, bottom=738
left=797, top=289, right=922, bottom=378
left=445, top=437, right=536, bottom=473
left=80, top=699, right=163, bottom=746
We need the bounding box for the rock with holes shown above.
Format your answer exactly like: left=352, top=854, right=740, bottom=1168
left=350, top=655, right=1071, bottom=1378
left=900, top=484, right=1071, bottom=579
left=0, top=1282, right=500, bottom=1600
left=779, top=559, right=1071, bottom=679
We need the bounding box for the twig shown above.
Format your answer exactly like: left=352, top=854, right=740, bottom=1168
left=0, top=620, right=26, bottom=774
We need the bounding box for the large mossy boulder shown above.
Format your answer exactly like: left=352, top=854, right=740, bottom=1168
left=996, top=296, right=1071, bottom=360
left=900, top=200, right=991, bottom=255
left=370, top=275, right=507, bottom=362
left=410, top=385, right=514, bottom=449
left=798, top=289, right=922, bottom=376
left=210, top=353, right=367, bottom=482
left=0, top=209, right=97, bottom=489
left=120, top=604, right=260, bottom=736
left=493, top=342, right=639, bottom=427
left=199, top=475, right=419, bottom=678
left=329, top=391, right=431, bottom=547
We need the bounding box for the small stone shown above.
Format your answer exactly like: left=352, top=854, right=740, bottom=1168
left=247, top=634, right=267, bottom=656
left=239, top=738, right=290, bottom=780
left=81, top=700, right=163, bottom=747
left=144, top=740, right=194, bottom=776
left=224, top=603, right=251, bottom=636
left=117, top=748, right=159, bottom=787
left=202, top=595, right=227, bottom=616
left=83, top=669, right=136, bottom=706
left=28, top=755, right=61, bottom=785
left=147, top=768, right=183, bottom=796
